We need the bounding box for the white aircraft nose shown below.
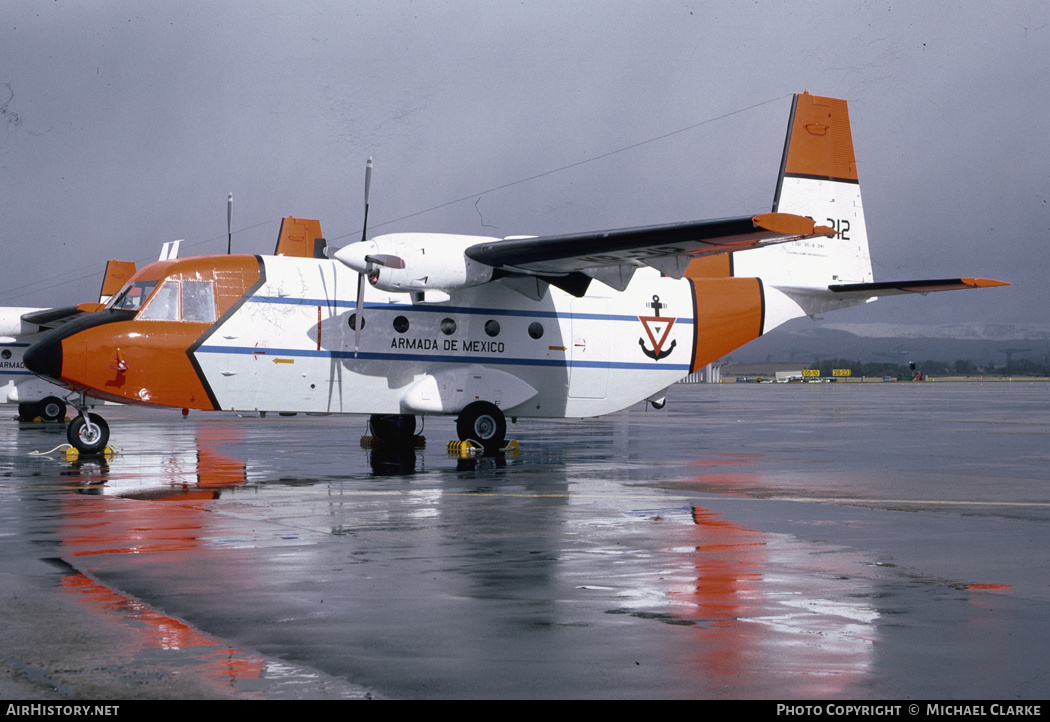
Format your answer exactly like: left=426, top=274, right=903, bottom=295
left=333, top=240, right=377, bottom=273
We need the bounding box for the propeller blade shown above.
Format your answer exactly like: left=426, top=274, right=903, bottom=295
left=227, top=193, right=233, bottom=254
left=354, top=271, right=364, bottom=357
left=361, top=157, right=372, bottom=244
left=354, top=157, right=372, bottom=358
left=364, top=157, right=372, bottom=205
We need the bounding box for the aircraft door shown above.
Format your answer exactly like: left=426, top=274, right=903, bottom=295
left=568, top=298, right=609, bottom=399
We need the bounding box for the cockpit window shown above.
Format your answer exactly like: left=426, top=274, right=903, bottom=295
left=110, top=280, right=159, bottom=311
left=134, top=279, right=217, bottom=322
left=139, top=281, right=180, bottom=320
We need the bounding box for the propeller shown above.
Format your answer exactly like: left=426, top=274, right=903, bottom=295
left=338, top=159, right=408, bottom=355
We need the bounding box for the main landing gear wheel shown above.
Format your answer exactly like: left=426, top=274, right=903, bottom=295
left=67, top=413, right=110, bottom=455
left=456, top=401, right=506, bottom=452
left=369, top=414, right=417, bottom=446
left=38, top=396, right=66, bottom=422
left=16, top=397, right=66, bottom=422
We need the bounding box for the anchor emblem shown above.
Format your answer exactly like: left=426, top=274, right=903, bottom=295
left=638, top=295, right=677, bottom=361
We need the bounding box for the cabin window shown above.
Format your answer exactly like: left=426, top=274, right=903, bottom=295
left=528, top=322, right=544, bottom=339
left=484, top=320, right=500, bottom=337
left=110, top=280, right=158, bottom=311
left=440, top=318, right=456, bottom=335
left=393, top=315, right=410, bottom=333
left=182, top=281, right=216, bottom=322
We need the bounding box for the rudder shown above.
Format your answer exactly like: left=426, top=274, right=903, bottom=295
left=734, top=92, right=874, bottom=291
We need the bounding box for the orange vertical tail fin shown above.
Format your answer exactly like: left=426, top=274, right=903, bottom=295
left=274, top=217, right=326, bottom=259
left=98, top=260, right=137, bottom=304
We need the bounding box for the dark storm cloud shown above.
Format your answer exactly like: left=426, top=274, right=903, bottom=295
left=1, top=1, right=1046, bottom=332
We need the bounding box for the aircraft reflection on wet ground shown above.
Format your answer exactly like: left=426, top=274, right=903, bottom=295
left=2, top=382, right=1048, bottom=699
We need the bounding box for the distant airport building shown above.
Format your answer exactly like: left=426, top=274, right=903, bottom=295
left=679, top=363, right=722, bottom=384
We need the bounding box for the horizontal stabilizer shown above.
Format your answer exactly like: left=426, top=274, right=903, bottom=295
left=829, top=278, right=1009, bottom=296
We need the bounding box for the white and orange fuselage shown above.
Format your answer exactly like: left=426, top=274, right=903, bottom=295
left=29, top=252, right=767, bottom=419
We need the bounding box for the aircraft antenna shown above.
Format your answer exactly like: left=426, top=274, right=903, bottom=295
left=227, top=193, right=233, bottom=254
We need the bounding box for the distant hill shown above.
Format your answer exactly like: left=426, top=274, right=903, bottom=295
left=726, top=321, right=1050, bottom=368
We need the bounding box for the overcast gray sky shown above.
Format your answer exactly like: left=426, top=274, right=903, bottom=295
left=2, top=1, right=1047, bottom=332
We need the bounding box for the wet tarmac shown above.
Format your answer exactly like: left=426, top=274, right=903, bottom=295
left=1, top=382, right=1048, bottom=699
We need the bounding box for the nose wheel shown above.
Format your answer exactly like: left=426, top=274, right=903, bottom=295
left=67, top=411, right=110, bottom=455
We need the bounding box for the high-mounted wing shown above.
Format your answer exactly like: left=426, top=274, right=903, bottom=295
left=332, top=212, right=834, bottom=299
left=465, top=212, right=833, bottom=281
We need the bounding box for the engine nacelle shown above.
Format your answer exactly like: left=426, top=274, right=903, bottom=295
left=334, top=233, right=495, bottom=292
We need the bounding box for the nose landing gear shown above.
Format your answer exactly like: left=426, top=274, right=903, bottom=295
left=66, top=394, right=110, bottom=455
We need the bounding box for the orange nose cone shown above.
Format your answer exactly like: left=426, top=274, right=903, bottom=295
left=25, top=309, right=137, bottom=387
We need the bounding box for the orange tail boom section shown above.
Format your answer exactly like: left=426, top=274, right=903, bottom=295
left=689, top=277, right=765, bottom=372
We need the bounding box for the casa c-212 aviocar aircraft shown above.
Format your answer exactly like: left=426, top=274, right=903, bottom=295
left=24, top=92, right=1007, bottom=454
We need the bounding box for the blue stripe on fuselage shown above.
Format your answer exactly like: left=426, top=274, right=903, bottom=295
left=193, top=344, right=690, bottom=372
left=246, top=296, right=695, bottom=325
